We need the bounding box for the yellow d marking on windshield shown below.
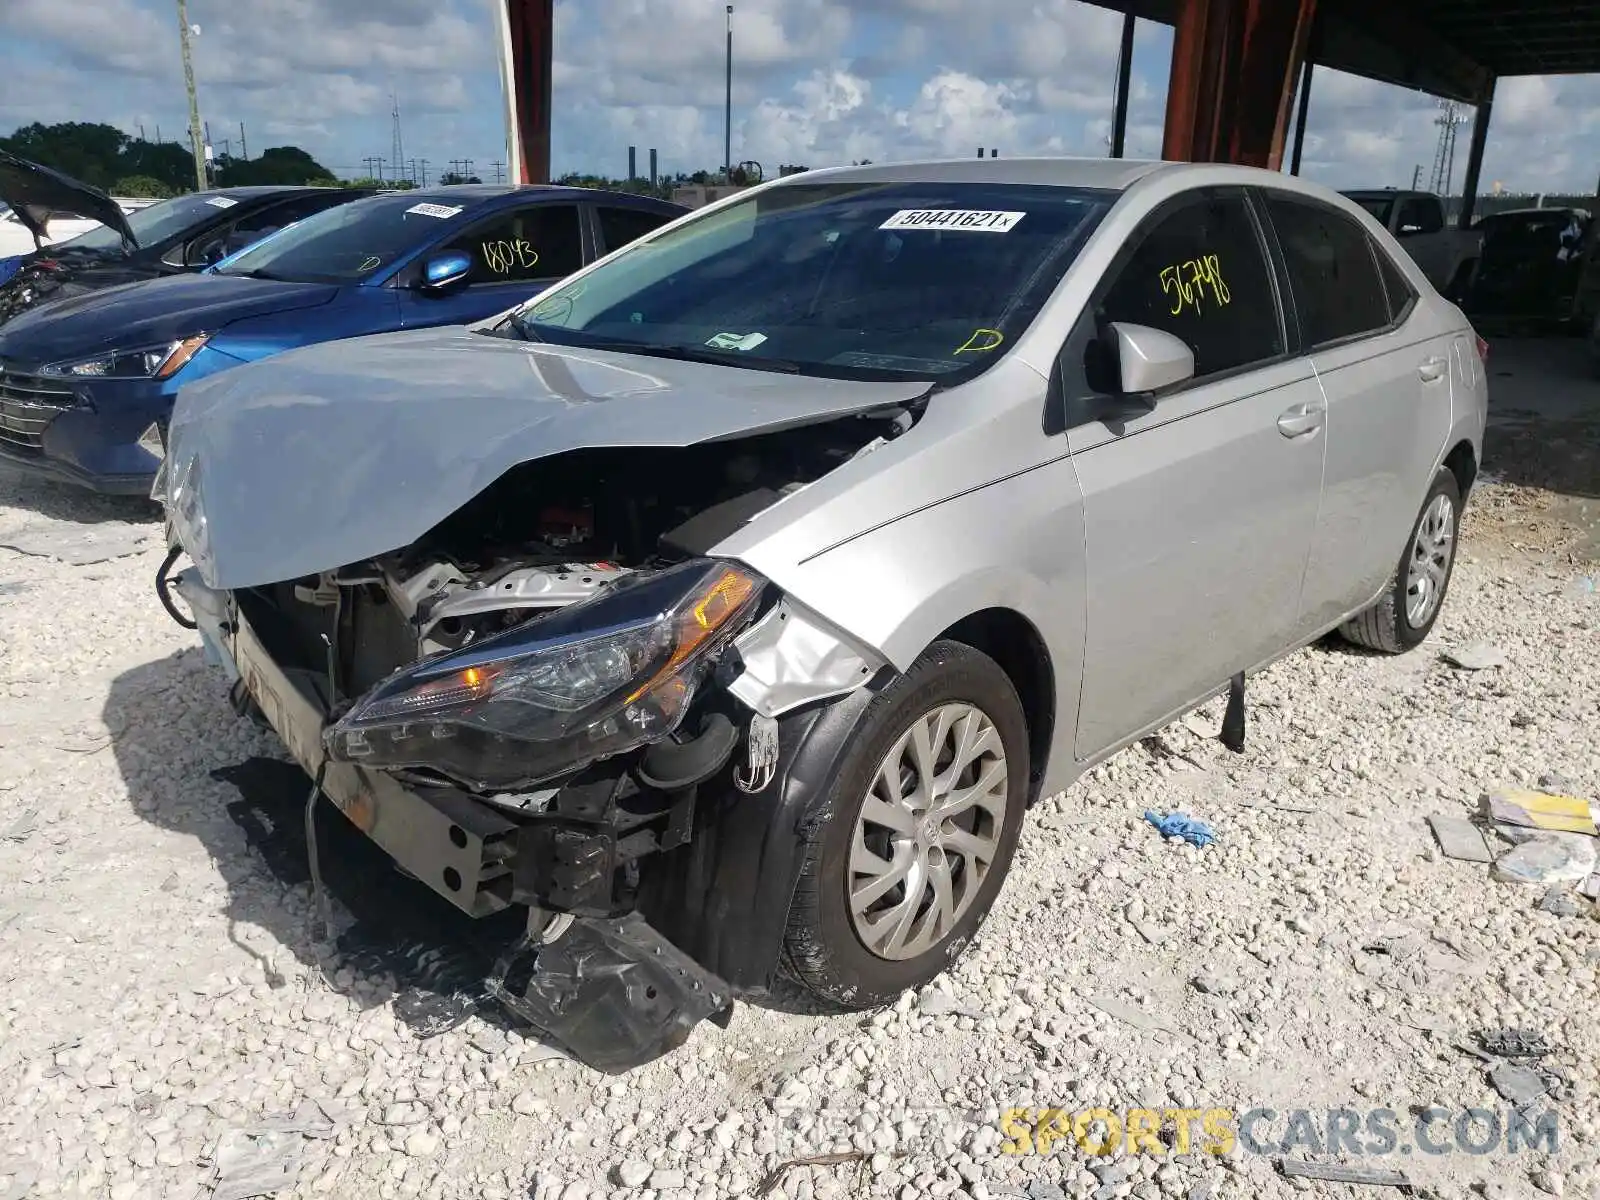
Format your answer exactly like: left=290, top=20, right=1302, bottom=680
left=954, top=328, right=1005, bottom=355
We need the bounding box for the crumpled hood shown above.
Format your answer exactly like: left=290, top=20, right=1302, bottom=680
left=0, top=272, right=339, bottom=364
left=166, top=326, right=933, bottom=589
left=0, top=150, right=135, bottom=250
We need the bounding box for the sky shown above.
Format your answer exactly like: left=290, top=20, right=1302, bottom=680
left=1, top=0, right=1597, bottom=195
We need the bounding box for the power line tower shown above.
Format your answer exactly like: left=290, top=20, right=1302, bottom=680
left=1429, top=100, right=1469, bottom=196
left=391, top=93, right=405, bottom=183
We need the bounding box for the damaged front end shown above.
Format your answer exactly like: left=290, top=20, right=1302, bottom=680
left=163, top=425, right=896, bottom=1070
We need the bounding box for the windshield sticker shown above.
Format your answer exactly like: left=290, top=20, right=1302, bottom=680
left=481, top=238, right=539, bottom=275
left=880, top=209, right=1025, bottom=233
left=1159, top=255, right=1231, bottom=316
left=205, top=196, right=238, bottom=209
left=706, top=331, right=768, bottom=352
left=406, top=202, right=464, bottom=220
left=954, top=328, right=1005, bottom=355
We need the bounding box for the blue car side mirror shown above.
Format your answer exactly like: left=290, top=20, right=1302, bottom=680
left=420, top=252, right=473, bottom=292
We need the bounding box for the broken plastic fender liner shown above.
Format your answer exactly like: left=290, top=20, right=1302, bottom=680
left=485, top=913, right=732, bottom=1074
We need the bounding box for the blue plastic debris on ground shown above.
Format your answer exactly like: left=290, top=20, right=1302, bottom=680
left=1143, top=810, right=1217, bottom=848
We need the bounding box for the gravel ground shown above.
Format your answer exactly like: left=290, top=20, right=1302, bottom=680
left=1, top=425, right=1597, bottom=1200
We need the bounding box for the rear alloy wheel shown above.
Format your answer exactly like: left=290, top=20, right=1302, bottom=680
left=781, top=640, right=1029, bottom=1009
left=1340, top=467, right=1462, bottom=653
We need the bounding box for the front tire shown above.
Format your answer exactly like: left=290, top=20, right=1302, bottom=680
left=1340, top=467, right=1462, bottom=653
left=780, top=640, right=1029, bottom=1009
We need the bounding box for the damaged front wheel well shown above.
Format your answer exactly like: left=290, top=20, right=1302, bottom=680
left=939, top=608, right=1054, bottom=804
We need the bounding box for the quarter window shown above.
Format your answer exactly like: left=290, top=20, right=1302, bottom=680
left=443, top=204, right=582, bottom=285
left=1266, top=196, right=1391, bottom=347
left=1371, top=239, right=1417, bottom=324
left=1094, top=193, right=1284, bottom=379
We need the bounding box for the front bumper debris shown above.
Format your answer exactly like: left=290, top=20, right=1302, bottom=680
left=172, top=568, right=738, bottom=1069
left=488, top=913, right=733, bottom=1074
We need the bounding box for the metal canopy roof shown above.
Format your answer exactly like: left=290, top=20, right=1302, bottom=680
left=1089, top=0, right=1600, bottom=103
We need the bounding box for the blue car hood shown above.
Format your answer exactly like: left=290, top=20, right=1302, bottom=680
left=0, top=272, right=339, bottom=365
left=165, top=326, right=933, bottom=589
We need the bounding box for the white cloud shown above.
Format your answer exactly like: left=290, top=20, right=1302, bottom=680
left=2, top=0, right=1598, bottom=193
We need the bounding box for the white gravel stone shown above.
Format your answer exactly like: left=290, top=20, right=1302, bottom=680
left=2, top=467, right=1597, bottom=1200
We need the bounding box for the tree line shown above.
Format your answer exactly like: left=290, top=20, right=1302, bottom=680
left=0, top=121, right=345, bottom=197
left=2, top=121, right=819, bottom=202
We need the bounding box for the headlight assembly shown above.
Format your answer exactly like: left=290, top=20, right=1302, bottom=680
left=43, top=334, right=210, bottom=380
left=325, top=560, right=765, bottom=790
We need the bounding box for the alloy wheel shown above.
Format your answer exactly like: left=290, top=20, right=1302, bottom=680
left=1404, top=492, right=1455, bottom=627
left=848, top=702, right=1009, bottom=961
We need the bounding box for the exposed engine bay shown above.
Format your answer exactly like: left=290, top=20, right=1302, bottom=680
left=230, top=410, right=904, bottom=725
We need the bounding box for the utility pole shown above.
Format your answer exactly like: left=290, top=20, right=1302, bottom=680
left=138, top=123, right=147, bottom=142
left=239, top=121, right=247, bottom=159
left=724, top=5, right=734, bottom=180
left=391, top=93, right=405, bottom=184
left=418, top=158, right=430, bottom=187
left=176, top=0, right=206, bottom=191
left=1411, top=163, right=1422, bottom=189
left=490, top=160, right=505, bottom=183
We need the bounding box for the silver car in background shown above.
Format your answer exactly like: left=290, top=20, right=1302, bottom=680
left=158, top=158, right=1486, bottom=1069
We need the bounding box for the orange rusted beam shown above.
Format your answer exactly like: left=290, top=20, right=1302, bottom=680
left=498, top=0, right=554, bottom=184
left=1162, top=0, right=1317, bottom=169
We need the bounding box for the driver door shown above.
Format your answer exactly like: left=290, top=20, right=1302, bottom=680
left=397, top=202, right=584, bottom=328
left=1065, top=188, right=1327, bottom=760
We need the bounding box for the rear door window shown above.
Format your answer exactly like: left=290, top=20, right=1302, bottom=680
left=596, top=205, right=676, bottom=254
left=1265, top=195, right=1392, bottom=347
left=1094, top=191, right=1284, bottom=379
left=1396, top=196, right=1444, bottom=236
left=442, top=204, right=582, bottom=285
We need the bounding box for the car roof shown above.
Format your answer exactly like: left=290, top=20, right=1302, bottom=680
left=765, top=156, right=1169, bottom=192
left=1479, top=206, right=1589, bottom=220
left=757, top=158, right=1375, bottom=216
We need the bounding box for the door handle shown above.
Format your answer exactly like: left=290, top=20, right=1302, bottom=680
left=1418, top=356, right=1448, bottom=382
left=1276, top=402, right=1325, bottom=438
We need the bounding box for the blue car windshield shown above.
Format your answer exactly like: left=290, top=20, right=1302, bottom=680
left=56, top=193, right=238, bottom=252
left=213, top=192, right=476, bottom=283
left=510, top=181, right=1112, bottom=381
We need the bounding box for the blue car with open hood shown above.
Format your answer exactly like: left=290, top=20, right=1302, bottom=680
left=0, top=184, right=684, bottom=493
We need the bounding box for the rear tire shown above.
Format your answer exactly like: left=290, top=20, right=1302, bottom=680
left=1340, top=467, right=1461, bottom=653
left=780, top=640, right=1029, bottom=1010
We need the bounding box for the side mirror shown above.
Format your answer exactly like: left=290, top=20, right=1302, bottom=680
left=1108, top=322, right=1194, bottom=396
left=419, top=252, right=473, bottom=292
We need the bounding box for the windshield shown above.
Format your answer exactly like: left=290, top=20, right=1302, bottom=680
left=56, top=192, right=236, bottom=252
left=214, top=192, right=479, bottom=283
left=510, top=181, right=1113, bottom=381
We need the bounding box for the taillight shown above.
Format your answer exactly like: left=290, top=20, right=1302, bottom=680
left=1475, top=334, right=1489, bottom=364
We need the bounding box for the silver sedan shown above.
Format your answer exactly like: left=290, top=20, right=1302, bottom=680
left=160, top=158, right=1486, bottom=1062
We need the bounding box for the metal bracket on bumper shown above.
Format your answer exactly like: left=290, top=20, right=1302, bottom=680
left=487, top=912, right=733, bottom=1074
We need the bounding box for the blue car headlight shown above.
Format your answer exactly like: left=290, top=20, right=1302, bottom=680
left=42, top=334, right=210, bottom=380
left=325, top=559, right=765, bottom=791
